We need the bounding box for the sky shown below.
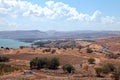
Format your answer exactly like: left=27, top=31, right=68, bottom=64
left=0, top=0, right=120, bottom=31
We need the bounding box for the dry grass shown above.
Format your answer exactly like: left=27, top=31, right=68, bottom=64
left=0, top=37, right=120, bottom=80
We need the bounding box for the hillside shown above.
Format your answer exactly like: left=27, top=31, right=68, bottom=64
left=0, top=37, right=120, bottom=80
left=0, top=30, right=120, bottom=40
left=96, top=37, right=120, bottom=53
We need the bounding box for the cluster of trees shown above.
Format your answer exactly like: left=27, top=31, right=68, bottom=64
left=30, top=57, right=60, bottom=70
left=42, top=48, right=56, bottom=54
left=95, top=63, right=120, bottom=80
left=87, top=58, right=120, bottom=80
left=0, top=46, right=10, bottom=50
left=30, top=57, right=75, bottom=73
left=0, top=56, right=9, bottom=62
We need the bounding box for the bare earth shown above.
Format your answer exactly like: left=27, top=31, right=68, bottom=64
left=0, top=37, right=120, bottom=80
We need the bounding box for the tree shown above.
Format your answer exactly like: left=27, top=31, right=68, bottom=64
left=112, top=66, right=120, bottom=80
left=1, top=46, right=4, bottom=48
left=0, top=56, right=9, bottom=62
left=30, top=57, right=60, bottom=70
left=88, top=58, right=95, bottom=64
left=48, top=57, right=60, bottom=69
left=62, top=64, right=75, bottom=73
left=37, top=58, right=49, bottom=69
left=95, top=68, right=103, bottom=77
left=87, top=48, right=93, bottom=53
left=102, top=63, right=115, bottom=74
left=30, top=57, right=39, bottom=69
left=51, top=49, right=56, bottom=54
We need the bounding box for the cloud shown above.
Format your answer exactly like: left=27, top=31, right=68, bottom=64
left=0, top=0, right=119, bottom=29
left=101, top=16, right=115, bottom=24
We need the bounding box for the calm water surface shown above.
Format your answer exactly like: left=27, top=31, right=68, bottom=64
left=0, top=39, right=30, bottom=48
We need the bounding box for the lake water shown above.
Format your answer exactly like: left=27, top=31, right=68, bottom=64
left=0, top=39, right=31, bottom=48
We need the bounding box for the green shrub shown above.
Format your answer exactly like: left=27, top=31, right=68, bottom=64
left=112, top=66, right=120, bottom=80
left=87, top=48, right=93, bottom=53
left=88, top=58, right=95, bottom=64
left=30, top=57, right=60, bottom=70
left=102, top=63, right=115, bottom=74
left=37, top=58, right=49, bottom=69
left=30, top=57, right=49, bottom=69
left=95, top=68, right=103, bottom=77
left=0, top=56, right=9, bottom=62
left=62, top=64, right=75, bottom=73
left=48, top=57, right=60, bottom=69
left=30, top=57, right=39, bottom=69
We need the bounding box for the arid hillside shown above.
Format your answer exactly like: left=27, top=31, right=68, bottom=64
left=0, top=37, right=120, bottom=80
left=96, top=37, right=120, bottom=53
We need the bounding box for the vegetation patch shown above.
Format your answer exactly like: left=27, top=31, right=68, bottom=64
left=62, top=64, right=75, bottom=73
left=0, top=64, right=19, bottom=75
left=0, top=56, right=9, bottom=62
left=30, top=57, right=60, bottom=70
left=88, top=58, right=95, bottom=64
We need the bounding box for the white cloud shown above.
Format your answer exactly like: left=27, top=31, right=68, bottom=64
left=101, top=16, right=115, bottom=24
left=0, top=0, right=119, bottom=27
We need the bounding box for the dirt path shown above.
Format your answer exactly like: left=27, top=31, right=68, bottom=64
left=94, top=58, right=100, bottom=64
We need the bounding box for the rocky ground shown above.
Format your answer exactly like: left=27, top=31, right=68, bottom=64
left=0, top=37, right=120, bottom=80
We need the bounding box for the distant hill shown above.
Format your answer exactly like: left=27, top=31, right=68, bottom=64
left=0, top=30, right=120, bottom=40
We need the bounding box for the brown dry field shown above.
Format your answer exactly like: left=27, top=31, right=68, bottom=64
left=0, top=37, right=120, bottom=80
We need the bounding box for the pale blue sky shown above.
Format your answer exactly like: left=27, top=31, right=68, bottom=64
left=0, top=0, right=120, bottom=31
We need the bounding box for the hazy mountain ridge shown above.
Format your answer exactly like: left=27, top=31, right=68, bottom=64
left=0, top=30, right=120, bottom=39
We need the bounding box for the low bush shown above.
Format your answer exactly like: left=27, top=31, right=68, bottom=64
left=0, top=56, right=9, bottom=62
left=62, top=64, right=75, bottom=73
left=102, top=63, right=115, bottom=74
left=88, top=58, right=95, bottom=64
left=87, top=48, right=93, bottom=53
left=112, top=65, right=120, bottom=80
left=30, top=57, right=60, bottom=70
left=51, top=49, right=56, bottom=54
left=48, top=57, right=60, bottom=69
left=95, top=68, right=103, bottom=77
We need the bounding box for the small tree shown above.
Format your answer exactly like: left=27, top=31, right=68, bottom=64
left=51, top=49, right=56, bottom=54
left=87, top=48, right=93, bottom=53
left=0, top=56, right=9, bottom=62
left=37, top=58, right=49, bottom=69
left=1, top=46, right=4, bottom=48
left=30, top=57, right=60, bottom=70
left=30, top=57, right=49, bottom=69
left=62, top=64, right=75, bottom=73
left=48, top=57, right=60, bottom=69
left=112, top=66, right=120, bottom=80
left=102, top=63, right=115, bottom=74
left=95, top=68, right=103, bottom=77
left=30, top=57, right=39, bottom=69
left=88, top=58, right=95, bottom=64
